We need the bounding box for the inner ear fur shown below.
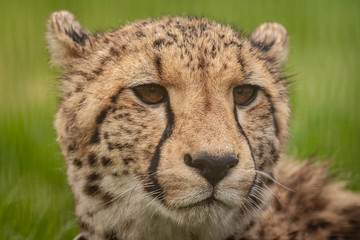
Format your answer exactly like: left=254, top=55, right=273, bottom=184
left=46, top=10, right=93, bottom=66
left=250, top=22, right=289, bottom=64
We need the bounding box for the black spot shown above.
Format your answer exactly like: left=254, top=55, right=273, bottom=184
left=135, top=31, right=146, bottom=38
left=73, top=158, right=82, bottom=168
left=110, top=88, right=124, bottom=103
left=153, top=38, right=165, bottom=48
left=68, top=143, right=76, bottom=152
left=93, top=67, right=104, bottom=76
left=104, top=230, right=118, bottom=240
left=77, top=236, right=87, bottom=240
left=79, top=220, right=90, bottom=231
left=102, top=193, right=115, bottom=206
left=87, top=173, right=101, bottom=181
left=84, top=184, right=100, bottom=196
left=198, top=56, right=205, bottom=70
left=224, top=41, right=242, bottom=48
left=237, top=54, right=246, bottom=68
left=75, top=86, right=84, bottom=92
left=90, top=127, right=100, bottom=144
left=100, top=56, right=112, bottom=66
left=101, top=157, right=112, bottom=166
left=88, top=153, right=97, bottom=166
left=167, top=32, right=177, bottom=42
left=123, top=158, right=134, bottom=165
left=96, top=107, right=110, bottom=124
left=211, top=44, right=217, bottom=58
left=110, top=47, right=119, bottom=57
left=154, top=55, right=162, bottom=76
left=103, top=132, right=109, bottom=139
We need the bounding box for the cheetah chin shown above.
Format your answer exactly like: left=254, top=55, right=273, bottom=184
left=47, top=10, right=360, bottom=240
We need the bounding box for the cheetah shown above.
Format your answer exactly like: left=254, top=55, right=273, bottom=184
left=47, top=11, right=360, bottom=240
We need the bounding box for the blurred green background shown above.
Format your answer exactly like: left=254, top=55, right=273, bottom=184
left=0, top=0, right=359, bottom=239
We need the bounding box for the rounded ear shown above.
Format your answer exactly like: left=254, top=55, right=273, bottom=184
left=46, top=10, right=93, bottom=66
left=249, top=22, right=289, bottom=64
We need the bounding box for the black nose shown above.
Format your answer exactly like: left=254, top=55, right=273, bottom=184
left=184, top=153, right=239, bottom=186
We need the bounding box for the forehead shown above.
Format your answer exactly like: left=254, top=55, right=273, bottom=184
left=100, top=17, right=269, bottom=90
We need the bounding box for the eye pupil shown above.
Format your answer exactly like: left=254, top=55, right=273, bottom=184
left=236, top=87, right=244, bottom=95
left=149, top=87, right=156, bottom=93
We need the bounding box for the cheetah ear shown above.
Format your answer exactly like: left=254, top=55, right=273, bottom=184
left=249, top=22, right=289, bottom=64
left=46, top=10, right=93, bottom=66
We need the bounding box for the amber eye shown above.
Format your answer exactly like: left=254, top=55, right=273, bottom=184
left=233, top=85, right=258, bottom=106
left=132, top=84, right=167, bottom=104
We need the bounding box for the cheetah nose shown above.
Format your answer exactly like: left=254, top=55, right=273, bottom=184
left=184, top=153, right=239, bottom=186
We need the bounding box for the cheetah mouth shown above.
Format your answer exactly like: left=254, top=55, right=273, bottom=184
left=178, top=196, right=217, bottom=209
left=177, top=195, right=231, bottom=210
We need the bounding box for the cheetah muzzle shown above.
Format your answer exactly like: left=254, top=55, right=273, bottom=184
left=47, top=10, right=360, bottom=240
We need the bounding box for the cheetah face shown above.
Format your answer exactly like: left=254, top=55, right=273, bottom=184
left=48, top=11, right=289, bottom=227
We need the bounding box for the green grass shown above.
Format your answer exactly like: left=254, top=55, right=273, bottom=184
left=0, top=0, right=359, bottom=239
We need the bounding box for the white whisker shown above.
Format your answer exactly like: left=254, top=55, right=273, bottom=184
left=255, top=170, right=294, bottom=192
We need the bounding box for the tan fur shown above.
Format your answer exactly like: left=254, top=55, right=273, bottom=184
left=47, top=11, right=360, bottom=240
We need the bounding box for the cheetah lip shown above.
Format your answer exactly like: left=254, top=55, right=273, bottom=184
left=178, top=196, right=218, bottom=209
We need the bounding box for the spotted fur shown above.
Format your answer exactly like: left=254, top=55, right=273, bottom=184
left=47, top=11, right=360, bottom=240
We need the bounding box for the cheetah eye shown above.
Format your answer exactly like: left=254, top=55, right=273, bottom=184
left=233, top=85, right=258, bottom=106
left=132, top=84, right=167, bottom=104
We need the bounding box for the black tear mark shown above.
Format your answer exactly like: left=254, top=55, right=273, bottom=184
left=233, top=106, right=255, bottom=167
left=144, top=100, right=175, bottom=201
left=233, top=106, right=258, bottom=201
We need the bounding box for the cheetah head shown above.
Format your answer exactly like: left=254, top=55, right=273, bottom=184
left=47, top=11, right=289, bottom=238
